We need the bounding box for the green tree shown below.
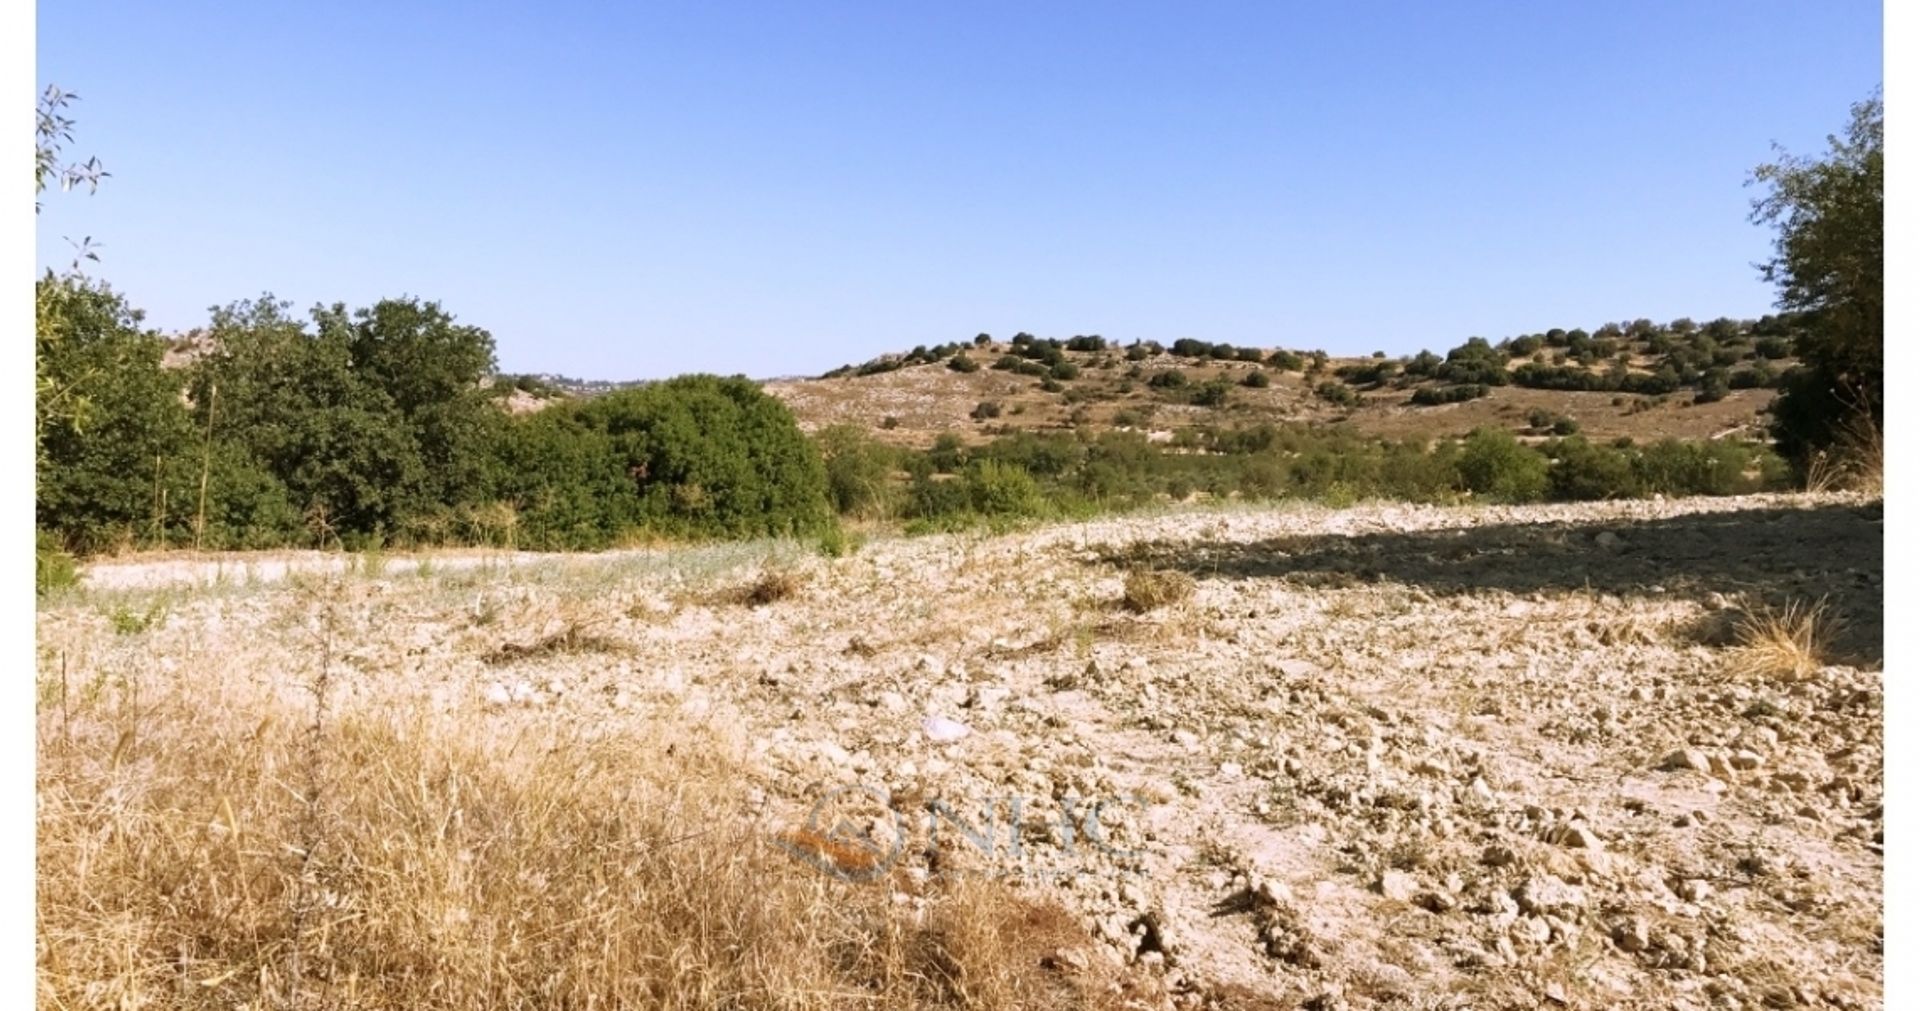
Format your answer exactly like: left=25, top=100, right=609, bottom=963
left=34, top=279, right=193, bottom=550
left=574, top=375, right=833, bottom=538
left=1750, top=92, right=1882, bottom=471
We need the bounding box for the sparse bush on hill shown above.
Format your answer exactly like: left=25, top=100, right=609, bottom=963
left=1266, top=349, right=1304, bottom=371
left=1409, top=383, right=1488, bottom=406
left=1315, top=381, right=1360, bottom=408
left=971, top=400, right=1003, bottom=420
left=947, top=352, right=979, bottom=373
left=1242, top=370, right=1270, bottom=388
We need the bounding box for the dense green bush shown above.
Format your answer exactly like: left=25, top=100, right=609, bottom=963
left=570, top=375, right=832, bottom=540
left=948, top=353, right=980, bottom=373
left=816, top=424, right=898, bottom=519
left=1242, top=370, right=1271, bottom=388
left=1455, top=428, right=1548, bottom=502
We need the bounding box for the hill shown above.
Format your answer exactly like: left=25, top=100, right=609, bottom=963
left=763, top=320, right=1796, bottom=449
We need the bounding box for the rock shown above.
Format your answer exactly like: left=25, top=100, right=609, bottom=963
left=1676, top=878, right=1713, bottom=902
left=1730, top=749, right=1765, bottom=771
left=1481, top=844, right=1519, bottom=867
left=1275, top=658, right=1319, bottom=678
left=1256, top=878, right=1292, bottom=907
left=1663, top=749, right=1712, bottom=773
left=1414, top=757, right=1452, bottom=778
left=1172, top=729, right=1201, bottom=749
left=1042, top=947, right=1090, bottom=973
left=1219, top=761, right=1244, bottom=779
left=1515, top=875, right=1587, bottom=916
left=1555, top=822, right=1604, bottom=850
left=922, top=717, right=972, bottom=743
left=1708, top=753, right=1736, bottom=778
left=875, top=691, right=907, bottom=713
left=1612, top=917, right=1651, bottom=953
left=1377, top=870, right=1418, bottom=901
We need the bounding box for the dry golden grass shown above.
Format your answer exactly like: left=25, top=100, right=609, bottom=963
left=1119, top=569, right=1195, bottom=614
left=1728, top=597, right=1839, bottom=680
left=710, top=566, right=809, bottom=608
left=1805, top=409, right=1883, bottom=495
left=36, top=580, right=1137, bottom=1010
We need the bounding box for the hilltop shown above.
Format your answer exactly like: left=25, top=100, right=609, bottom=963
left=765, top=319, right=1795, bottom=448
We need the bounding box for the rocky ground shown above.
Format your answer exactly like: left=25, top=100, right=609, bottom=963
left=46, top=493, right=1883, bottom=1009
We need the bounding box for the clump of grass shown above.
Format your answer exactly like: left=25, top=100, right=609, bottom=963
left=484, top=601, right=628, bottom=663
left=36, top=530, right=78, bottom=597
left=1729, top=598, right=1838, bottom=679
left=1120, top=568, right=1195, bottom=613
left=715, top=566, right=809, bottom=607
left=37, top=601, right=1143, bottom=1009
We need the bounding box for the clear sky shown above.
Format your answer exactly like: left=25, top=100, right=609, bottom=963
left=36, top=1, right=1882, bottom=380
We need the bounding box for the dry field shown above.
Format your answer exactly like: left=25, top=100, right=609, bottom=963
left=38, top=493, right=1882, bottom=1009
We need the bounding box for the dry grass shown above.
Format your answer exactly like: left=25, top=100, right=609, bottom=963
left=1728, top=597, right=1839, bottom=680
left=712, top=566, right=810, bottom=608
left=1119, top=568, right=1195, bottom=613
left=36, top=579, right=1135, bottom=1010
left=1805, top=409, right=1883, bottom=495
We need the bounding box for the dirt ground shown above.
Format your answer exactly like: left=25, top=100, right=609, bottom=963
left=42, top=493, right=1882, bottom=1009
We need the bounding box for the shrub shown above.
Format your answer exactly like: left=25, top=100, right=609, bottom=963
left=1124, top=343, right=1151, bottom=361
left=1315, top=381, right=1360, bottom=408
left=1148, top=369, right=1188, bottom=390
left=36, top=530, right=78, bottom=596
left=1694, top=368, right=1731, bottom=404
left=1547, top=437, right=1639, bottom=500
left=1189, top=379, right=1233, bottom=407
left=573, top=375, right=833, bottom=539
left=1121, top=568, right=1195, bottom=613
left=1049, top=361, right=1081, bottom=381
left=1526, top=407, right=1554, bottom=430
left=973, top=332, right=992, bottom=345
left=1633, top=439, right=1750, bottom=496
left=1551, top=415, right=1581, bottom=436
left=970, top=400, right=1002, bottom=421
left=1409, top=383, right=1488, bottom=406
left=1266, top=349, right=1305, bottom=371
left=815, top=424, right=898, bottom=518
left=963, top=459, right=1045, bottom=517
left=947, top=353, right=980, bottom=373
left=1241, top=370, right=1271, bottom=388
left=1455, top=428, right=1548, bottom=502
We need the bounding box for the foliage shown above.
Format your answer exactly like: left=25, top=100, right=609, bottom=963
left=1454, top=428, right=1548, bottom=502
left=36, top=530, right=78, bottom=596
left=572, top=375, right=833, bottom=540
left=1750, top=92, right=1882, bottom=469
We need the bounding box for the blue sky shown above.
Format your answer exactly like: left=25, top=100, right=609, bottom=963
left=36, top=1, right=1881, bottom=379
